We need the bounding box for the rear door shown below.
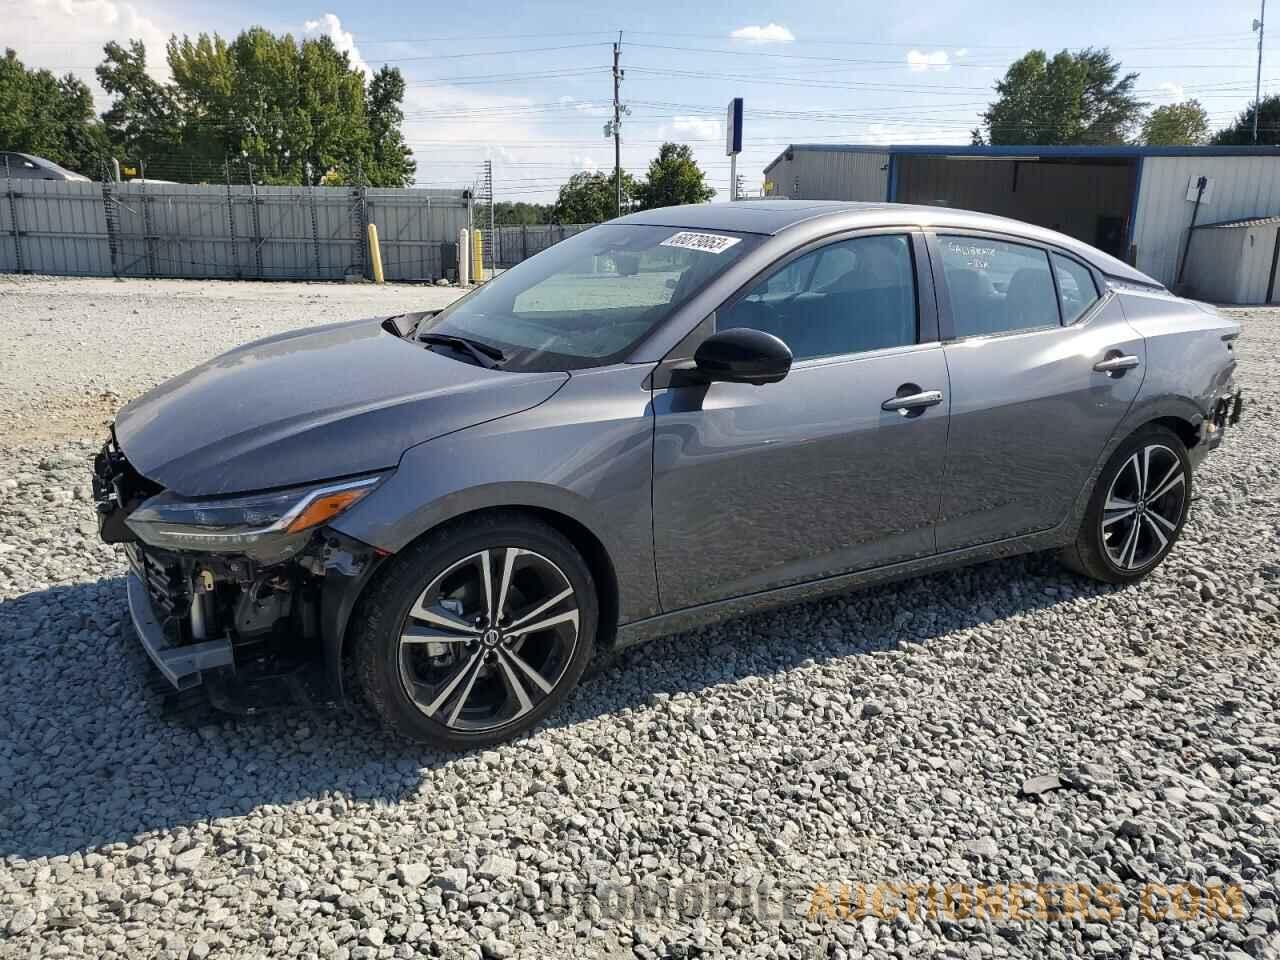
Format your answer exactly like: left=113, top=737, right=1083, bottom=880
left=650, top=230, right=951, bottom=611
left=931, top=232, right=1145, bottom=552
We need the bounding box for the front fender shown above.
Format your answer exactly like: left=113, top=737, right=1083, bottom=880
left=329, top=363, right=659, bottom=624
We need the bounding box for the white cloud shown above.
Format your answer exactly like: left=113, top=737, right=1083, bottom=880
left=954, top=48, right=969, bottom=58
left=729, top=23, right=795, bottom=44
left=906, top=49, right=951, bottom=73
left=304, top=13, right=372, bottom=78
left=559, top=96, right=611, bottom=118
left=670, top=116, right=722, bottom=140
left=7, top=0, right=174, bottom=108
left=571, top=155, right=599, bottom=172
left=1158, top=81, right=1185, bottom=100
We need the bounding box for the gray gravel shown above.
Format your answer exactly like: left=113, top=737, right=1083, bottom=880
left=0, top=275, right=460, bottom=445
left=1, top=277, right=1278, bottom=960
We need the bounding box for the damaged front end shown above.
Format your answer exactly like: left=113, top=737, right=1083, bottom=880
left=93, top=431, right=387, bottom=710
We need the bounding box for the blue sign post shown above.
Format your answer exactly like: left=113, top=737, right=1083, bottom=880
left=726, top=98, right=743, bottom=200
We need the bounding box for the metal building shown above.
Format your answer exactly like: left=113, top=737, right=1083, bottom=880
left=1182, top=215, right=1280, bottom=305
left=763, top=144, right=1280, bottom=296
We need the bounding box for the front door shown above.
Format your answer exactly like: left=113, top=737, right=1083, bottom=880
left=931, top=233, right=1145, bottom=552
left=651, top=231, right=951, bottom=611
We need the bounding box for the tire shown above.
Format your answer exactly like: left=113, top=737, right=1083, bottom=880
left=351, top=512, right=598, bottom=750
left=1061, top=424, right=1192, bottom=584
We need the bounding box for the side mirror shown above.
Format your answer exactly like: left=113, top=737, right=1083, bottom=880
left=691, top=328, right=792, bottom=385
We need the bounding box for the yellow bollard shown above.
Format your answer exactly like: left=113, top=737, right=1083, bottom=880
left=367, top=223, right=385, bottom=284
left=472, top=229, right=485, bottom=282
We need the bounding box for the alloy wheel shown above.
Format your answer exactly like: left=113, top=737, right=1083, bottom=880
left=1100, top=443, right=1186, bottom=572
left=397, top=548, right=580, bottom=732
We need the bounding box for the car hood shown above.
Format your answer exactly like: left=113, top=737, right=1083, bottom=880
left=114, top=318, right=568, bottom=496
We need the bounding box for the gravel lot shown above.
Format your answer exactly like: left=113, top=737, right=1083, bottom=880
left=1, top=275, right=1277, bottom=960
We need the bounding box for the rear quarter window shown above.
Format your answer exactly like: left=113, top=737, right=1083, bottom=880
left=1051, top=253, right=1101, bottom=324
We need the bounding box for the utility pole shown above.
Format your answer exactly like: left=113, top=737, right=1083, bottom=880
left=612, top=32, right=623, bottom=217
left=1255, top=0, right=1268, bottom=143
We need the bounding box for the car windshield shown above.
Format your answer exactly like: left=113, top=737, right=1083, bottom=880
left=418, top=223, right=761, bottom=371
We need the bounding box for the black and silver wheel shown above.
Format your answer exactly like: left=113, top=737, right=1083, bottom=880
left=352, top=514, right=597, bottom=749
left=1062, top=424, right=1191, bottom=584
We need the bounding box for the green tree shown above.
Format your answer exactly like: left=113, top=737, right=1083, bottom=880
left=976, top=48, right=1145, bottom=145
left=97, top=40, right=181, bottom=167
left=552, top=170, right=635, bottom=222
left=1212, top=94, right=1280, bottom=145
left=1142, top=100, right=1209, bottom=145
left=208, top=27, right=369, bottom=185
left=493, top=201, right=552, bottom=225
left=366, top=66, right=415, bottom=187
left=104, top=29, right=412, bottom=185
left=634, top=142, right=715, bottom=209
left=0, top=48, right=109, bottom=175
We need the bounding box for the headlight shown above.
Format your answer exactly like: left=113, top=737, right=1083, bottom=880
left=125, top=476, right=382, bottom=555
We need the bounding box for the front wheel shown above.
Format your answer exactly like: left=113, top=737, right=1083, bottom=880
left=352, top=513, right=597, bottom=750
left=1061, top=424, right=1192, bottom=584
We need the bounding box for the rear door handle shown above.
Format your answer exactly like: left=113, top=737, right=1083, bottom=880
left=882, top=389, right=944, bottom=412
left=1093, top=353, right=1140, bottom=374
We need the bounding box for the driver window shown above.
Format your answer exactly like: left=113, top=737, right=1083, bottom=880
left=761, top=258, right=808, bottom=296
left=717, top=234, right=918, bottom=361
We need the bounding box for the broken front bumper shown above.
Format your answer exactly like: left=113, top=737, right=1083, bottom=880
left=96, top=436, right=387, bottom=704
left=127, top=570, right=233, bottom=691
left=117, top=531, right=385, bottom=704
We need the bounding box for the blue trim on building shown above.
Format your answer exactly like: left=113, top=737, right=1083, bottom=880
left=885, top=155, right=898, bottom=202
left=765, top=142, right=1280, bottom=173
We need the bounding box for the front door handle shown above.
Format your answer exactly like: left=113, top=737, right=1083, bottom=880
left=1094, top=353, right=1140, bottom=374
left=882, top=389, right=944, bottom=413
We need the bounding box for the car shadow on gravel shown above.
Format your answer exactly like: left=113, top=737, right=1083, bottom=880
left=0, top=553, right=1103, bottom=860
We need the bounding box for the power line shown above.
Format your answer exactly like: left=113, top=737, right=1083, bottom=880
left=367, top=42, right=607, bottom=64
left=624, top=41, right=1261, bottom=69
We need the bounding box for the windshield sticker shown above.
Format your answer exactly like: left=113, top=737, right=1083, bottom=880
left=660, top=231, right=742, bottom=255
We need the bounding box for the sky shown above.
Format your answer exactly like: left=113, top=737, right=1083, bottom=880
left=3, top=0, right=1274, bottom=202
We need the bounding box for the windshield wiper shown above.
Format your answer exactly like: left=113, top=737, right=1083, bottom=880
left=417, top=332, right=506, bottom=369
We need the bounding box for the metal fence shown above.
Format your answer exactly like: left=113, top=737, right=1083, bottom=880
left=489, top=223, right=594, bottom=268
left=0, top=179, right=474, bottom=281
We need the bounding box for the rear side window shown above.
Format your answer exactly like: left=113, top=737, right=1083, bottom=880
left=1051, top=253, right=1100, bottom=324
left=939, top=236, right=1059, bottom=337
left=718, top=234, right=917, bottom=361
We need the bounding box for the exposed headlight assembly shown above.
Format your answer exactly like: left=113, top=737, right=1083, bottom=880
left=125, top=475, right=382, bottom=557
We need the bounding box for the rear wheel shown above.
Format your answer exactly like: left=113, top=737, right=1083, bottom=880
left=1061, top=424, right=1191, bottom=584
left=352, top=514, right=597, bottom=750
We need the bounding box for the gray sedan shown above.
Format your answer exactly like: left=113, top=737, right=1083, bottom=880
left=93, top=201, right=1243, bottom=749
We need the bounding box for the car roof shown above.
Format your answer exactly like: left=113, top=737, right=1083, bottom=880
left=616, top=200, right=1160, bottom=287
